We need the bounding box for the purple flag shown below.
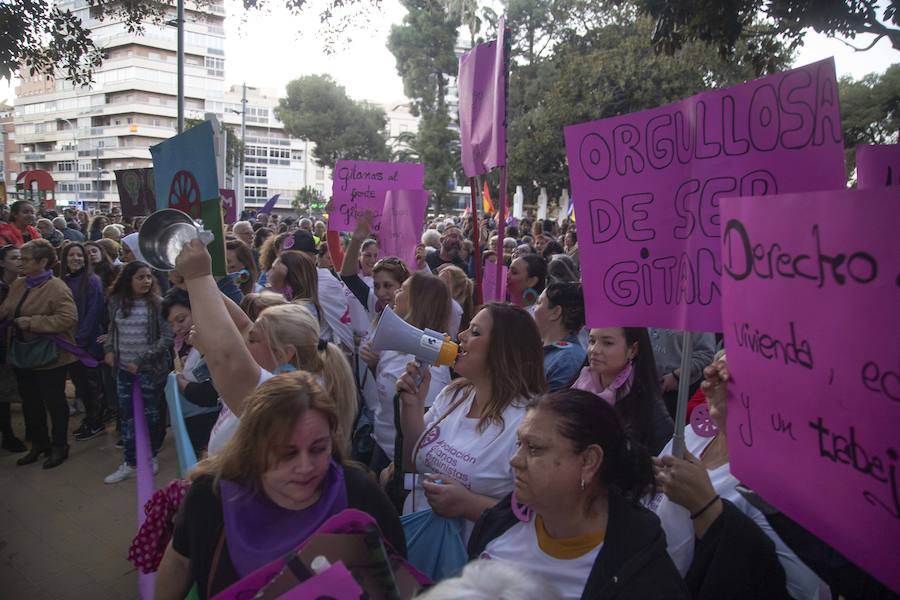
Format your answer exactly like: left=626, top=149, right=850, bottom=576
left=458, top=18, right=506, bottom=178
left=256, top=194, right=280, bottom=215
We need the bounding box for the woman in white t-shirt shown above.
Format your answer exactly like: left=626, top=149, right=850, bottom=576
left=368, top=272, right=453, bottom=472
left=396, top=302, right=547, bottom=539
left=468, top=388, right=688, bottom=600
left=175, top=240, right=356, bottom=456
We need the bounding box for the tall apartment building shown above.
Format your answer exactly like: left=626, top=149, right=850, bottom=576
left=219, top=85, right=330, bottom=213
left=0, top=103, right=19, bottom=204
left=10, top=0, right=327, bottom=212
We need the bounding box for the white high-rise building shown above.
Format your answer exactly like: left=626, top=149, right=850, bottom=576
left=13, top=0, right=227, bottom=209
left=11, top=0, right=327, bottom=213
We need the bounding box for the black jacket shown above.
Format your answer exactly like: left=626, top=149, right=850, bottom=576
left=686, top=499, right=791, bottom=600
left=468, top=490, right=689, bottom=600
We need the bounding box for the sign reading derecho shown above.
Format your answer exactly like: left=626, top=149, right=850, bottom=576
left=330, top=160, right=425, bottom=232
left=721, top=188, right=900, bottom=593
left=564, top=58, right=846, bottom=331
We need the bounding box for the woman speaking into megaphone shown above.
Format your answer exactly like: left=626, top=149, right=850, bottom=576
left=395, top=303, right=547, bottom=541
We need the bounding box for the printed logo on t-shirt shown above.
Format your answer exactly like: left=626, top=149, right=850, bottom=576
left=420, top=425, right=441, bottom=448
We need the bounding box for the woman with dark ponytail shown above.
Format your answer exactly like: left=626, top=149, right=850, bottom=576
left=469, top=389, right=688, bottom=600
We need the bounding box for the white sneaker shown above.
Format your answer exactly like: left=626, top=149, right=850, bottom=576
left=104, top=463, right=136, bottom=484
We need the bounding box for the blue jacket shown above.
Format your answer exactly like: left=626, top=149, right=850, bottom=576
left=543, top=333, right=587, bottom=391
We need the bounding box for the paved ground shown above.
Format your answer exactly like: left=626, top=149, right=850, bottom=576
left=0, top=401, right=178, bottom=600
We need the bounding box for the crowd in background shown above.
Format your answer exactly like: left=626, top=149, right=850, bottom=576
left=1, top=198, right=895, bottom=600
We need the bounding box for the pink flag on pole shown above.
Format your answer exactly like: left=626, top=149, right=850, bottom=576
left=380, top=189, right=428, bottom=270
left=458, top=17, right=506, bottom=178
left=856, top=144, right=900, bottom=189
left=721, top=187, right=899, bottom=594
left=219, top=188, right=237, bottom=224
left=256, top=194, right=280, bottom=215
left=563, top=58, right=846, bottom=332
left=482, top=262, right=507, bottom=302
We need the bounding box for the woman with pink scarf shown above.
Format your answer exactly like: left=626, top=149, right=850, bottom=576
left=571, top=327, right=673, bottom=454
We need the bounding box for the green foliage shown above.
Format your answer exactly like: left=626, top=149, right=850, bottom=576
left=292, top=185, right=325, bottom=212
left=505, top=6, right=793, bottom=198
left=388, top=0, right=460, bottom=212
left=839, top=64, right=900, bottom=178
left=625, top=0, right=899, bottom=72
left=185, top=117, right=244, bottom=181
left=275, top=74, right=390, bottom=169
left=1, top=0, right=104, bottom=85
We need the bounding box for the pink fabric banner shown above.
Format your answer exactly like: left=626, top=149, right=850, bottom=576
left=564, top=58, right=846, bottom=331
left=856, top=144, right=900, bottom=189
left=132, top=378, right=157, bottom=599
left=458, top=18, right=506, bottom=178
left=330, top=160, right=425, bottom=232
left=219, top=188, right=237, bottom=224
left=720, top=188, right=899, bottom=593
left=380, top=189, right=428, bottom=270
left=482, top=262, right=507, bottom=303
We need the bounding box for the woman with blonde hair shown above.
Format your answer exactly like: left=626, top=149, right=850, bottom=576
left=437, top=264, right=474, bottom=334
left=238, top=290, right=287, bottom=321
left=154, top=371, right=405, bottom=600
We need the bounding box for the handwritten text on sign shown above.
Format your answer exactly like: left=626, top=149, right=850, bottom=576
left=721, top=188, right=899, bottom=593
left=380, top=189, right=428, bottom=270
left=330, top=160, right=425, bottom=232
left=564, top=58, right=845, bottom=331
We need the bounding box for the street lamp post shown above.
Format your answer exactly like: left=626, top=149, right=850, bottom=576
left=227, top=83, right=247, bottom=217
left=57, top=118, right=78, bottom=207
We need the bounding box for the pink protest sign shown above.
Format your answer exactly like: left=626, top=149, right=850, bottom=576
left=278, top=561, right=363, bottom=599
left=219, top=188, right=237, bottom=224
left=720, top=188, right=899, bottom=593
left=856, top=144, right=900, bottom=189
left=330, top=160, right=425, bottom=232
left=458, top=17, right=506, bottom=178
left=482, top=262, right=507, bottom=302
left=564, top=58, right=846, bottom=330
left=380, top=189, right=428, bottom=270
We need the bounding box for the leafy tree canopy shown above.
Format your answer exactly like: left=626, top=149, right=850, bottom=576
left=839, top=63, right=900, bottom=178
left=275, top=74, right=389, bottom=169
left=625, top=0, right=899, bottom=73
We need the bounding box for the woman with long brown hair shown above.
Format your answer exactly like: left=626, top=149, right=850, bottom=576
left=396, top=302, right=547, bottom=539
left=225, top=239, right=259, bottom=296
left=154, top=371, right=405, bottom=600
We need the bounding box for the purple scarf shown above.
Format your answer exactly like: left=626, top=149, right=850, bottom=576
left=25, top=269, right=52, bottom=288
left=219, top=460, right=348, bottom=577
left=572, top=361, right=634, bottom=405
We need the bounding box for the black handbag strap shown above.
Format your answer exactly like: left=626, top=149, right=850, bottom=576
left=11, top=288, right=32, bottom=341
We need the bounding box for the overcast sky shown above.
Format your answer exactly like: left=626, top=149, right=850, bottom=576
left=2, top=0, right=897, bottom=107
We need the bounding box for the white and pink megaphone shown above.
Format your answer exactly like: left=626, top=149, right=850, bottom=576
left=369, top=307, right=458, bottom=367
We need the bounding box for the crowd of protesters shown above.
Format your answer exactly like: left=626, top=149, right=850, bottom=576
left=1, top=198, right=894, bottom=600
